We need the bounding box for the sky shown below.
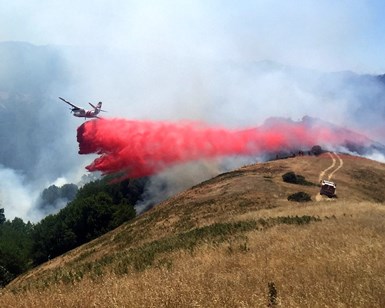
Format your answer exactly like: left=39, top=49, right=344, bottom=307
left=1, top=0, right=385, bottom=221
left=1, top=0, right=385, bottom=73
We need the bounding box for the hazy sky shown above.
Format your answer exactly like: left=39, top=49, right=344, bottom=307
left=1, top=0, right=385, bottom=73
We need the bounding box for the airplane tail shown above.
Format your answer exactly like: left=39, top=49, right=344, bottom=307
left=89, top=102, right=106, bottom=112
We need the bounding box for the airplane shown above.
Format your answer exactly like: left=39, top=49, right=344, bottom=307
left=59, top=97, right=106, bottom=119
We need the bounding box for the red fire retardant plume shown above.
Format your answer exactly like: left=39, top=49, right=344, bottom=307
left=76, top=118, right=365, bottom=178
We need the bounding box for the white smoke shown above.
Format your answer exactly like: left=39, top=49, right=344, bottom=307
left=0, top=166, right=38, bottom=222
left=365, top=152, right=385, bottom=163
left=135, top=160, right=220, bottom=213
left=135, top=154, right=267, bottom=214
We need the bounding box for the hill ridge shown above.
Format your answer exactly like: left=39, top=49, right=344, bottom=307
left=3, top=153, right=385, bottom=307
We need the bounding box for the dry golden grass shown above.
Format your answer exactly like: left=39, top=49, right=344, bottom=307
left=2, top=154, right=385, bottom=307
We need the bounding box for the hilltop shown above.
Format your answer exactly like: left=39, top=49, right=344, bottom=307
left=2, top=152, right=385, bottom=307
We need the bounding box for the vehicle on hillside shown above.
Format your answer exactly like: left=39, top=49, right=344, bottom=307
left=320, top=180, right=337, bottom=197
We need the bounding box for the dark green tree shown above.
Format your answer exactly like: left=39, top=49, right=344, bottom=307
left=31, top=177, right=141, bottom=266
left=0, top=217, right=34, bottom=285
left=112, top=199, right=136, bottom=228
left=0, top=208, right=5, bottom=224
left=40, top=185, right=60, bottom=205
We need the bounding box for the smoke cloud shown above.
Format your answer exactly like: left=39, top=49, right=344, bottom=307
left=0, top=42, right=89, bottom=221
left=0, top=166, right=39, bottom=221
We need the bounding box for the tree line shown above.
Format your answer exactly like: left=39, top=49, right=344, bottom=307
left=0, top=176, right=147, bottom=287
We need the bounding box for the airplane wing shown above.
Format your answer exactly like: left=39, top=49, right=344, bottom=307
left=59, top=97, right=81, bottom=109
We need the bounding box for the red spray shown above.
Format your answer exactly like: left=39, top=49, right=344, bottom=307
left=77, top=118, right=367, bottom=178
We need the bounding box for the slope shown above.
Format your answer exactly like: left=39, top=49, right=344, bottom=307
left=2, top=153, right=385, bottom=307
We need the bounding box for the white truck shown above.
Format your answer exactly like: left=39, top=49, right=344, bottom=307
left=320, top=180, right=337, bottom=197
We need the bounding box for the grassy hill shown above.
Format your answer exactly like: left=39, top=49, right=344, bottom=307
left=2, top=153, right=385, bottom=307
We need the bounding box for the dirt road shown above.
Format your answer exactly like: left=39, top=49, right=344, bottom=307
left=316, top=152, right=343, bottom=201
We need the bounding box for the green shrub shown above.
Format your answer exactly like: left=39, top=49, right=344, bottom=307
left=287, top=192, right=312, bottom=202
left=282, top=171, right=298, bottom=184
left=282, top=172, right=314, bottom=186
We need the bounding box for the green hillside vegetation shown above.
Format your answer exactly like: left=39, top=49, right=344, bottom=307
left=1, top=153, right=385, bottom=307
left=0, top=216, right=33, bottom=287
left=37, top=183, right=78, bottom=213
left=0, top=177, right=146, bottom=287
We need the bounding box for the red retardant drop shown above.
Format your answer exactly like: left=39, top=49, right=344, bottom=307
left=76, top=118, right=368, bottom=178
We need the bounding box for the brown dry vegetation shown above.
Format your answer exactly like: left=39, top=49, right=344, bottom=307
left=2, top=153, right=385, bottom=307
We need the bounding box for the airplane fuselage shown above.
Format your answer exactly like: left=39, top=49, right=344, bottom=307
left=59, top=97, right=104, bottom=119
left=72, top=109, right=100, bottom=118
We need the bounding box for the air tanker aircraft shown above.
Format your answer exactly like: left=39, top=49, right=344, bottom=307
left=59, top=97, right=106, bottom=119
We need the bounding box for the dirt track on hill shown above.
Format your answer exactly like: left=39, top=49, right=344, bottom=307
left=318, top=152, right=343, bottom=181
left=316, top=152, right=344, bottom=201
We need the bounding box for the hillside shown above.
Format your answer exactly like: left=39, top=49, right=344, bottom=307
left=2, top=153, right=385, bottom=307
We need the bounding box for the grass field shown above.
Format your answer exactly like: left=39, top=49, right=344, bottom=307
left=2, top=154, right=385, bottom=307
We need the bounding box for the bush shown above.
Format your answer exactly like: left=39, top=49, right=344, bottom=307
left=311, top=145, right=323, bottom=156
left=282, top=172, right=314, bottom=186
left=287, top=192, right=312, bottom=202
left=282, top=171, right=298, bottom=184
